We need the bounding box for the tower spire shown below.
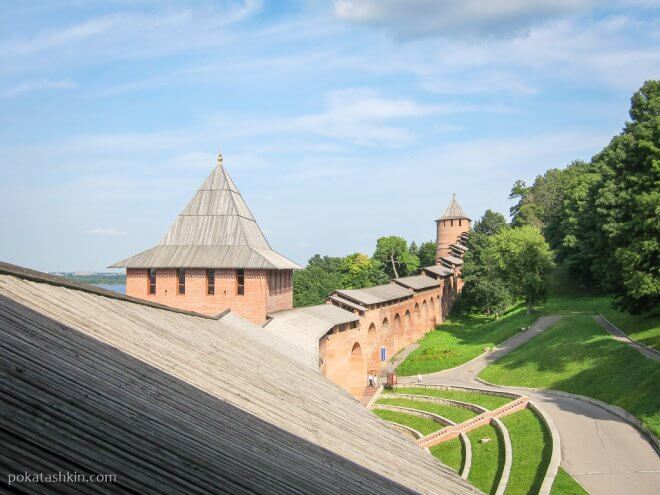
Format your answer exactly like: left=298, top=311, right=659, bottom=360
left=217, top=145, right=223, bottom=168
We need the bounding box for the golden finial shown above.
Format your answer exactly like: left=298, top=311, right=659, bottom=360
left=217, top=145, right=223, bottom=167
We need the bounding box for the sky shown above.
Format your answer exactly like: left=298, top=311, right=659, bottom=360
left=1, top=0, right=659, bottom=272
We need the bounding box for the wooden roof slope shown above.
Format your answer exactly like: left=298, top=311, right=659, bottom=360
left=0, top=265, right=476, bottom=495
left=438, top=194, right=470, bottom=221
left=263, top=304, right=360, bottom=369
left=111, top=154, right=300, bottom=270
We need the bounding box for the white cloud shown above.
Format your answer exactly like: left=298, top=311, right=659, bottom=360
left=84, top=227, right=126, bottom=236
left=1, top=79, right=77, bottom=98
left=334, top=0, right=595, bottom=40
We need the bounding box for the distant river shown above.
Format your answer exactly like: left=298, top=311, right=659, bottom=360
left=93, top=284, right=126, bottom=295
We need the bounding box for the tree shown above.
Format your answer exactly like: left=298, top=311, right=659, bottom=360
left=472, top=209, right=508, bottom=237
left=417, top=241, right=437, bottom=268
left=373, top=236, right=419, bottom=278
left=339, top=253, right=388, bottom=289
left=483, top=226, right=555, bottom=313
left=460, top=277, right=512, bottom=317
left=293, top=254, right=343, bottom=307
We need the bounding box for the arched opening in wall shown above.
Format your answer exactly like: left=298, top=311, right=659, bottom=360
left=436, top=295, right=441, bottom=321
left=404, top=310, right=412, bottom=341
left=381, top=317, right=390, bottom=354
left=393, top=313, right=402, bottom=351
left=367, top=323, right=378, bottom=365
left=413, top=304, right=420, bottom=328
left=348, top=342, right=366, bottom=395
left=422, top=300, right=428, bottom=328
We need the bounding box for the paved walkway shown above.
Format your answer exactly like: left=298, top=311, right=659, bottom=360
left=398, top=316, right=660, bottom=495
left=593, top=314, right=660, bottom=362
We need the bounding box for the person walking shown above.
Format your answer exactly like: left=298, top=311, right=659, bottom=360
left=417, top=373, right=423, bottom=384
left=367, top=373, right=374, bottom=387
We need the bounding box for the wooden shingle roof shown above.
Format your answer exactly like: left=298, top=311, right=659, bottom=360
left=438, top=194, right=470, bottom=221
left=0, top=264, right=474, bottom=494
left=111, top=155, right=300, bottom=270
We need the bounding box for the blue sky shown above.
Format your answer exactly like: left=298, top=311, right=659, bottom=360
left=1, top=0, right=659, bottom=272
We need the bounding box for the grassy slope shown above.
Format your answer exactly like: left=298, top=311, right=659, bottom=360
left=376, top=398, right=476, bottom=424
left=601, top=308, right=660, bottom=352
left=429, top=437, right=464, bottom=473
left=385, top=387, right=512, bottom=410
left=467, top=424, right=503, bottom=495
left=550, top=468, right=588, bottom=495
left=372, top=409, right=440, bottom=436
left=479, top=314, right=660, bottom=436
left=397, top=306, right=538, bottom=376
left=501, top=408, right=551, bottom=495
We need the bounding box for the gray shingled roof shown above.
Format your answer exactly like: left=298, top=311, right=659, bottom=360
left=263, top=304, right=359, bottom=369
left=0, top=264, right=474, bottom=494
left=111, top=155, right=301, bottom=270
left=422, top=265, right=453, bottom=278
left=394, top=275, right=441, bottom=291
left=438, top=194, right=470, bottom=220
left=441, top=255, right=464, bottom=266
left=334, top=283, right=412, bottom=306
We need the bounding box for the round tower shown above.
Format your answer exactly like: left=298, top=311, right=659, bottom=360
left=435, top=194, right=471, bottom=262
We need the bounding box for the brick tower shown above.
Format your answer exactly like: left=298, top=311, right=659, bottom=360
left=435, top=194, right=471, bottom=262
left=110, top=153, right=300, bottom=323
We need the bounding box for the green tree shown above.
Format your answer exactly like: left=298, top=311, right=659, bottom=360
left=417, top=241, right=437, bottom=268
left=483, top=226, right=555, bottom=313
left=339, top=253, right=388, bottom=289
left=582, top=80, right=660, bottom=312
left=373, top=236, right=420, bottom=278
left=473, top=209, right=508, bottom=236
left=293, top=254, right=343, bottom=307
left=461, top=210, right=512, bottom=314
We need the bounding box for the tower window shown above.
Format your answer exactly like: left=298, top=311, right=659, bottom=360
left=237, top=269, right=245, bottom=295
left=450, top=219, right=454, bottom=227
left=177, top=269, right=186, bottom=295
left=207, top=270, right=215, bottom=295
left=459, top=219, right=462, bottom=226
left=148, top=269, right=156, bottom=295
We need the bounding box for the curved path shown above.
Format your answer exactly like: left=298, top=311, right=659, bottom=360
left=398, top=316, right=660, bottom=495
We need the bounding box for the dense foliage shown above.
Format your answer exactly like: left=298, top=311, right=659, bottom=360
left=373, top=236, right=420, bottom=278
left=508, top=80, right=659, bottom=313
left=293, top=237, right=429, bottom=307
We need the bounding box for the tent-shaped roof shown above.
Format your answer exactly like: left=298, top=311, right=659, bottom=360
left=111, top=155, right=300, bottom=270
left=438, top=194, right=470, bottom=221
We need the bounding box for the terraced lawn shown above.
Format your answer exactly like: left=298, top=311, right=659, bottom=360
left=429, top=437, right=464, bottom=473
left=386, top=387, right=512, bottom=410
left=550, top=468, right=588, bottom=495
left=376, top=398, right=477, bottom=424
left=397, top=305, right=538, bottom=376
left=479, top=314, right=660, bottom=437
left=466, top=424, right=503, bottom=495
left=372, top=409, right=440, bottom=436
left=501, top=409, right=551, bottom=495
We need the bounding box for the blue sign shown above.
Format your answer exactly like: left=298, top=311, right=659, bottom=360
left=380, top=346, right=386, bottom=362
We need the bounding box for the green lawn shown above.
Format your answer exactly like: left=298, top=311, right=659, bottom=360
left=397, top=306, right=538, bottom=376
left=429, top=437, right=464, bottom=473
left=376, top=398, right=476, bottom=424
left=601, top=308, right=660, bottom=352
left=501, top=408, right=551, bottom=495
left=385, top=387, right=512, bottom=410
left=467, top=424, right=504, bottom=495
left=372, top=409, right=440, bottom=436
left=479, top=314, right=660, bottom=437
left=550, top=468, right=588, bottom=495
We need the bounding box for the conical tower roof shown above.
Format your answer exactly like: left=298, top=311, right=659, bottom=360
left=438, top=194, right=470, bottom=221
left=111, top=155, right=300, bottom=270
